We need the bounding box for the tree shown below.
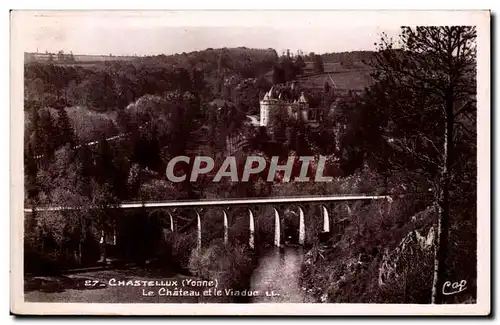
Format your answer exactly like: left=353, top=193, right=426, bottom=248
left=94, top=134, right=126, bottom=196
left=272, top=65, right=285, bottom=85
left=35, top=109, right=58, bottom=165
left=308, top=52, right=316, bottom=62
left=340, top=55, right=354, bottom=69
left=24, top=143, right=39, bottom=202
left=114, top=75, right=138, bottom=109
left=268, top=103, right=289, bottom=143
left=80, top=71, right=117, bottom=111
left=55, top=108, right=75, bottom=148
left=90, top=179, right=119, bottom=263
left=233, top=79, right=260, bottom=115
left=281, top=56, right=297, bottom=82
left=63, top=79, right=79, bottom=105
left=294, top=55, right=306, bottom=75
left=25, top=77, right=45, bottom=103
left=313, top=55, right=324, bottom=73
left=323, top=81, right=330, bottom=94
left=35, top=145, right=95, bottom=266
left=191, top=68, right=207, bottom=98
left=57, top=50, right=65, bottom=61
left=366, top=27, right=477, bottom=304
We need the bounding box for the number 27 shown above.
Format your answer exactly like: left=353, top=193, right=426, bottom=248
left=84, top=280, right=99, bottom=287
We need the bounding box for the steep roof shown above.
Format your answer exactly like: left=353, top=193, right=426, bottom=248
left=262, top=86, right=276, bottom=101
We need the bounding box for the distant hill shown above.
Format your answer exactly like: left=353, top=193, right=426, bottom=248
left=25, top=47, right=280, bottom=80
left=135, top=47, right=279, bottom=79
left=320, top=50, right=376, bottom=63
left=24, top=52, right=138, bottom=64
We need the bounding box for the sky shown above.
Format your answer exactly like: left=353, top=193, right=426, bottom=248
left=13, top=11, right=407, bottom=56
left=25, top=26, right=397, bottom=56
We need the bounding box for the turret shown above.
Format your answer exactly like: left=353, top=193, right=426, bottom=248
left=259, top=87, right=275, bottom=127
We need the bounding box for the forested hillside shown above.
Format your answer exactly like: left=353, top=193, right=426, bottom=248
left=24, top=27, right=477, bottom=305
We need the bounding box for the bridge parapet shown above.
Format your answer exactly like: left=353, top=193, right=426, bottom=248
left=25, top=195, right=393, bottom=259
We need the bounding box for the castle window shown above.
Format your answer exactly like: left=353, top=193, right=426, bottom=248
left=308, top=108, right=317, bottom=121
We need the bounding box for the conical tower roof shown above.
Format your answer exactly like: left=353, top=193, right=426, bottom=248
left=268, top=86, right=276, bottom=99
left=262, top=86, right=276, bottom=101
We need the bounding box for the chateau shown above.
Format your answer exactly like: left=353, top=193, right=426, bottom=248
left=259, top=85, right=318, bottom=127
left=211, top=83, right=330, bottom=155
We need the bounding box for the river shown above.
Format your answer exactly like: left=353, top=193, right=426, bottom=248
left=250, top=247, right=315, bottom=303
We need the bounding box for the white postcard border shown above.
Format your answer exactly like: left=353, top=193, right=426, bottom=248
left=10, top=10, right=491, bottom=316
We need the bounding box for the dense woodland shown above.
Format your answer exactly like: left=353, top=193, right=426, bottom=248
left=24, top=27, right=477, bottom=304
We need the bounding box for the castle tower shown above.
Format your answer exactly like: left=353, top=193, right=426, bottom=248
left=298, top=92, right=308, bottom=121
left=259, top=86, right=276, bottom=127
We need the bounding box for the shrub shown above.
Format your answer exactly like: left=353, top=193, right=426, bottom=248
left=24, top=243, right=62, bottom=276
left=151, top=232, right=196, bottom=274
left=188, top=242, right=257, bottom=302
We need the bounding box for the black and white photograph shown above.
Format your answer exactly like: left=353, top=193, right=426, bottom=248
left=9, top=10, right=490, bottom=315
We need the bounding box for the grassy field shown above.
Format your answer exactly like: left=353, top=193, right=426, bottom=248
left=263, top=61, right=374, bottom=91
left=299, top=61, right=374, bottom=91
left=298, top=69, right=373, bottom=91
left=303, top=60, right=371, bottom=73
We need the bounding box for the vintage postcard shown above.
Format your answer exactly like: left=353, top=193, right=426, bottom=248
left=10, top=10, right=490, bottom=315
